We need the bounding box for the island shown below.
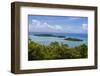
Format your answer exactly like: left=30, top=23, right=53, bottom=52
left=34, top=34, right=65, bottom=38
left=64, top=37, right=83, bottom=41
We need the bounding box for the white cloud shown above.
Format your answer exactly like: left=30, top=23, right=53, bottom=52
left=82, top=24, right=88, bottom=31
left=55, top=25, right=63, bottom=30
left=29, top=19, right=63, bottom=33
left=67, top=17, right=80, bottom=21
left=29, top=19, right=87, bottom=34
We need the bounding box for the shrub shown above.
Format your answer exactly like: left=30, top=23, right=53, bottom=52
left=28, top=39, right=88, bottom=60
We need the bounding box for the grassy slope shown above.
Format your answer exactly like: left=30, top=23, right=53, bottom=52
left=28, top=39, right=87, bottom=60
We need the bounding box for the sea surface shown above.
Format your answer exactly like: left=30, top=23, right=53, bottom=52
left=29, top=32, right=88, bottom=47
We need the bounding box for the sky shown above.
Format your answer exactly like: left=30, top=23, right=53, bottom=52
left=28, top=15, right=88, bottom=34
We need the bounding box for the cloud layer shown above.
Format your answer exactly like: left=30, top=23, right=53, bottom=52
left=29, top=19, right=88, bottom=34
left=82, top=24, right=88, bottom=31
left=29, top=19, right=63, bottom=33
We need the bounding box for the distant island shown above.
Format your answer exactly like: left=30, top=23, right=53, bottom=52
left=34, top=34, right=65, bottom=38
left=64, top=37, right=83, bottom=41
left=33, top=34, right=83, bottom=41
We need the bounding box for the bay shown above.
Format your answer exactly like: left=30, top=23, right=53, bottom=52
left=29, top=33, right=88, bottom=47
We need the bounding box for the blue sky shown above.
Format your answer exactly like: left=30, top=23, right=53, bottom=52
left=28, top=15, right=88, bottom=34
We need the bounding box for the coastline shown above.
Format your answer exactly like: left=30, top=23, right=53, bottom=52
left=29, top=33, right=87, bottom=47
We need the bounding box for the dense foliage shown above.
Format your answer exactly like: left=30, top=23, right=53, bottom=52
left=64, top=37, right=83, bottom=41
left=28, top=39, right=88, bottom=60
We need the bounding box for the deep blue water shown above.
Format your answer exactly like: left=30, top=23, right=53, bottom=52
left=29, top=32, right=88, bottom=47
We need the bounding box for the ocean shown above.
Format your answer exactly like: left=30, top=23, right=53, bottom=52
left=29, top=32, right=88, bottom=47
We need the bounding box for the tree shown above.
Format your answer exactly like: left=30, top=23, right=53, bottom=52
left=28, top=39, right=88, bottom=60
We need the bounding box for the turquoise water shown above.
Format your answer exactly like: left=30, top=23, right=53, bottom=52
left=29, top=33, right=87, bottom=47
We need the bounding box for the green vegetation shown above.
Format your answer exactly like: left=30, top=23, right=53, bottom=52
left=28, top=39, right=87, bottom=60
left=34, top=34, right=65, bottom=38
left=64, top=37, right=83, bottom=41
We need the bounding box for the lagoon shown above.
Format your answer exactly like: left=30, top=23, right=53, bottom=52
left=29, top=33, right=87, bottom=47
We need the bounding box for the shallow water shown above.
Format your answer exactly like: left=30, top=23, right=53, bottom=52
left=29, top=33, right=87, bottom=47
